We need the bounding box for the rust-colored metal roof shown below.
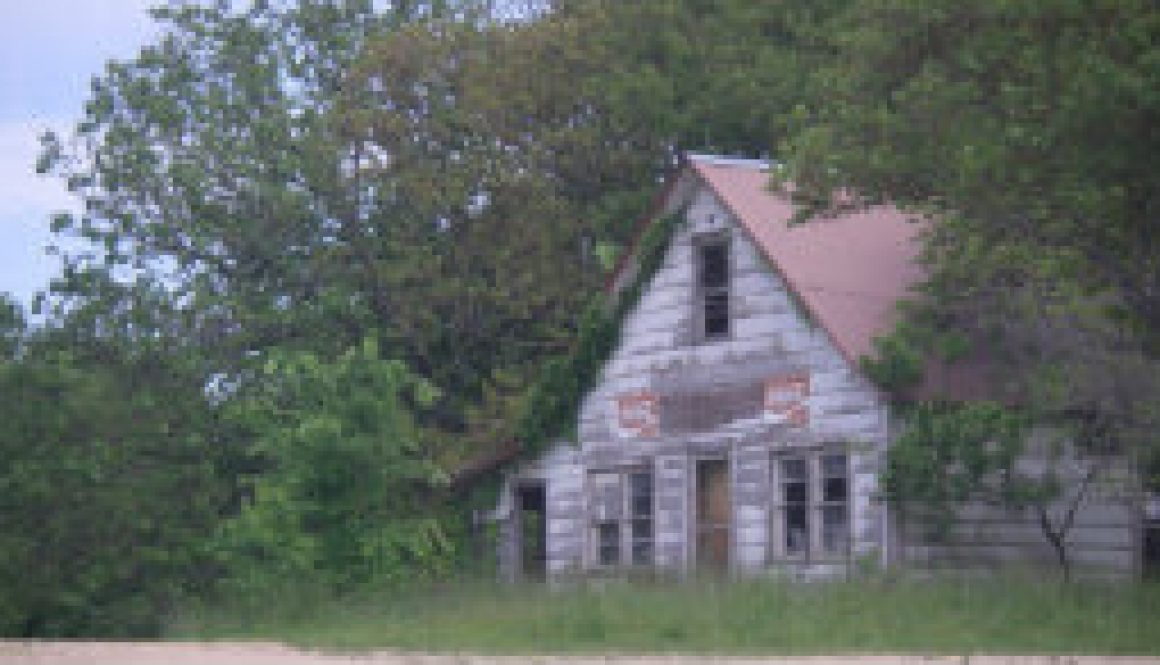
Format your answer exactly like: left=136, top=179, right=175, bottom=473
left=688, top=154, right=925, bottom=364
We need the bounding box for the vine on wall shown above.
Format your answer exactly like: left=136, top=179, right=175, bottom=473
left=512, top=209, right=685, bottom=459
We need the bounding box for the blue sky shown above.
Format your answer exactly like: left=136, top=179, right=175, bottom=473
left=0, top=1, right=157, bottom=309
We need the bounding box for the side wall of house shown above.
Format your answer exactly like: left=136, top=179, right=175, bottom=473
left=556, top=179, right=891, bottom=576
left=893, top=432, right=1140, bottom=576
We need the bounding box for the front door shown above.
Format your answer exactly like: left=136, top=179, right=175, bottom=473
left=695, top=459, right=730, bottom=570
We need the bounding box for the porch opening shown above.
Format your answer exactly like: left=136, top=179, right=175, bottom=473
left=517, top=482, right=547, bottom=581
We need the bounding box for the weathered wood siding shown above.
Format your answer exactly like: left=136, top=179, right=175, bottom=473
left=894, top=438, right=1140, bottom=576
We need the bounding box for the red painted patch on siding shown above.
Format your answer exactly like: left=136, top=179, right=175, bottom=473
left=617, top=390, right=660, bottom=438
left=764, top=373, right=810, bottom=426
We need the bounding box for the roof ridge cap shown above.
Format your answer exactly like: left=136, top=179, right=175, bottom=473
left=686, top=152, right=773, bottom=171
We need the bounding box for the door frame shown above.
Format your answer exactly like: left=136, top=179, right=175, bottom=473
left=515, top=481, right=547, bottom=581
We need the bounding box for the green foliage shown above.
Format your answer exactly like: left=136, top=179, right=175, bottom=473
left=338, top=0, right=849, bottom=454
left=859, top=330, right=925, bottom=395
left=213, top=338, right=454, bottom=592
left=37, top=0, right=429, bottom=366
left=174, top=575, right=1160, bottom=654
left=0, top=348, right=228, bottom=637
left=512, top=211, right=683, bottom=456
left=884, top=402, right=1028, bottom=537
left=0, top=293, right=23, bottom=360
left=784, top=0, right=1160, bottom=460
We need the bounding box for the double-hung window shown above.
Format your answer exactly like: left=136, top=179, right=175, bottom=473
left=771, top=450, right=850, bottom=561
left=696, top=236, right=730, bottom=340
left=590, top=469, right=654, bottom=568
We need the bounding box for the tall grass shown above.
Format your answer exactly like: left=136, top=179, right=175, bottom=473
left=170, top=573, right=1160, bottom=654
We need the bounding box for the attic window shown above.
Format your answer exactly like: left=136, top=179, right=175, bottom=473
left=697, top=236, right=730, bottom=340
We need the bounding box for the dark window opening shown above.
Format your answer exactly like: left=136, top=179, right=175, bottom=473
left=780, top=458, right=809, bottom=556
left=518, top=483, right=546, bottom=580
left=697, top=238, right=730, bottom=340
left=629, top=471, right=653, bottom=565
left=820, top=454, right=849, bottom=555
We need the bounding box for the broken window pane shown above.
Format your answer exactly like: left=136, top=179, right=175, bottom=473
left=785, top=506, right=808, bottom=555
left=822, top=506, right=848, bottom=554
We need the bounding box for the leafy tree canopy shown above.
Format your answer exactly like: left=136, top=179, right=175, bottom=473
left=785, top=0, right=1160, bottom=463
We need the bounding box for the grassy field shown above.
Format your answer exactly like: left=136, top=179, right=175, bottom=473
left=170, top=574, right=1160, bottom=655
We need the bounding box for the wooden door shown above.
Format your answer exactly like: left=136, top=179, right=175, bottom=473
left=695, top=459, right=730, bottom=570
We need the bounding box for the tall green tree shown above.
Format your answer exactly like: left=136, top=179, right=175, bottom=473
left=213, top=338, right=452, bottom=591
left=0, top=294, right=23, bottom=360
left=37, top=0, right=453, bottom=367
left=339, top=0, right=850, bottom=458
left=0, top=342, right=229, bottom=636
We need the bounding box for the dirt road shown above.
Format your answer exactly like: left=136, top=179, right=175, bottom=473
left=0, top=643, right=1157, bottom=665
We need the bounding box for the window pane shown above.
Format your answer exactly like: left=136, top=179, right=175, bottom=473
left=630, top=472, right=652, bottom=517
left=632, top=495, right=652, bottom=517
left=598, top=522, right=620, bottom=566
left=630, top=471, right=652, bottom=494
left=785, top=506, right=808, bottom=555
left=632, top=541, right=653, bottom=566
left=822, top=454, right=847, bottom=477
left=704, top=292, right=729, bottom=337
left=590, top=473, right=622, bottom=521
left=822, top=505, right=848, bottom=554
left=823, top=477, right=847, bottom=503
left=784, top=480, right=807, bottom=504
left=699, top=242, right=728, bottom=288
left=632, top=518, right=652, bottom=541
left=781, top=458, right=807, bottom=480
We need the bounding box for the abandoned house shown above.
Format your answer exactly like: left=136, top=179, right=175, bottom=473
left=493, top=153, right=1150, bottom=581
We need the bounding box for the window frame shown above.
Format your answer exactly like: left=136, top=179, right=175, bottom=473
left=769, top=448, right=851, bottom=563
left=693, top=233, right=731, bottom=342
left=588, top=466, right=656, bottom=570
